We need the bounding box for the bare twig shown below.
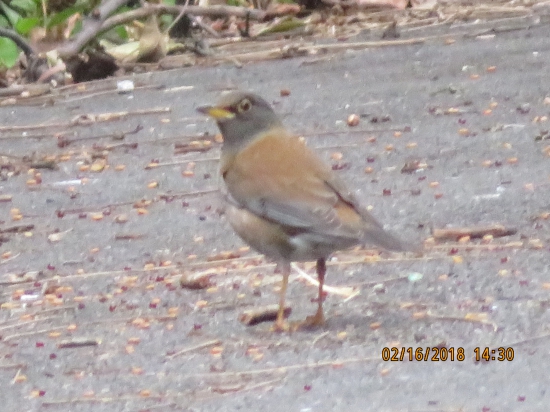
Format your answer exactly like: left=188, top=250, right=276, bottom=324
left=59, top=4, right=267, bottom=57
left=57, top=338, right=100, bottom=349
left=186, top=356, right=378, bottom=378
left=432, top=224, right=517, bottom=240
left=292, top=263, right=359, bottom=299
left=0, top=108, right=169, bottom=133
left=57, top=0, right=135, bottom=58
left=422, top=311, right=498, bottom=332
left=166, top=339, right=221, bottom=359
left=2, top=325, right=67, bottom=342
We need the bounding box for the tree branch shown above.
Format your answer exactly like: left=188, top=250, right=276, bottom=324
left=58, top=3, right=267, bottom=58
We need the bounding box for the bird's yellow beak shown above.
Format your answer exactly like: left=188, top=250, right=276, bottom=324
left=196, top=105, right=235, bottom=120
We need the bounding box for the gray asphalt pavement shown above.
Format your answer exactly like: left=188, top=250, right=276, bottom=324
left=1, top=14, right=550, bottom=412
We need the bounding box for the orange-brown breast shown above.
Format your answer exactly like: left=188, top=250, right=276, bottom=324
left=222, top=129, right=349, bottom=210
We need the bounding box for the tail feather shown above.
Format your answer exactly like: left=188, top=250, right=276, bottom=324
left=363, top=227, right=418, bottom=253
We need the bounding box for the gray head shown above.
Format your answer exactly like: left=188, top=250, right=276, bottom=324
left=197, top=91, right=283, bottom=150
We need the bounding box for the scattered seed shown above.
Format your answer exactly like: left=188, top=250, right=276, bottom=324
left=412, top=312, right=427, bottom=319
left=13, top=373, right=27, bottom=383
left=210, top=346, right=224, bottom=356
left=528, top=239, right=544, bottom=249
left=90, top=163, right=105, bottom=172
left=347, top=114, right=360, bottom=127
left=465, top=313, right=488, bottom=322
left=114, top=214, right=128, bottom=223
left=481, top=234, right=494, bottom=243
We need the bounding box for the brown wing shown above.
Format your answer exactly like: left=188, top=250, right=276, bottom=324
left=222, top=128, right=407, bottom=251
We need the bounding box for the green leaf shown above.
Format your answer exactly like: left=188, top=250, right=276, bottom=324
left=0, top=1, right=21, bottom=27
left=46, top=5, right=84, bottom=28
left=162, top=0, right=176, bottom=5
left=10, top=0, right=37, bottom=15
left=15, top=16, right=39, bottom=34
left=70, top=18, right=82, bottom=37
left=115, top=25, right=128, bottom=41
left=256, top=17, right=304, bottom=36
left=0, top=37, right=19, bottom=68
left=160, top=13, right=172, bottom=29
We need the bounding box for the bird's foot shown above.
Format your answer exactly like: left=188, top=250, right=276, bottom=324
left=270, top=319, right=291, bottom=332
left=294, top=309, right=326, bottom=330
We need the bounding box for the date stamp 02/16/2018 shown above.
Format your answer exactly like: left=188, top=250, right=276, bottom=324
left=381, top=347, right=515, bottom=362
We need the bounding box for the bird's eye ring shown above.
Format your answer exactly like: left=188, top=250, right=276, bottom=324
left=237, top=98, right=252, bottom=113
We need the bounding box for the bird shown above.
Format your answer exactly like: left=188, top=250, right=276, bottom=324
left=197, top=91, right=412, bottom=331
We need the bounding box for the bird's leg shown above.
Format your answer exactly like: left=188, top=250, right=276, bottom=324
left=298, top=258, right=327, bottom=329
left=272, top=261, right=291, bottom=332
left=313, top=258, right=327, bottom=325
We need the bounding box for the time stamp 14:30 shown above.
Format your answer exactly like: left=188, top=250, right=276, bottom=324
left=382, top=347, right=515, bottom=362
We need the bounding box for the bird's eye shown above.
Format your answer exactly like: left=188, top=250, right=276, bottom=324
left=237, top=98, right=252, bottom=113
